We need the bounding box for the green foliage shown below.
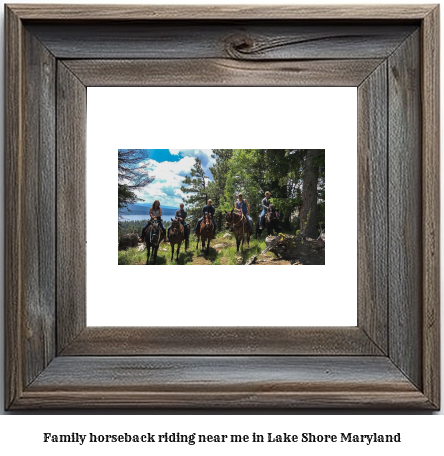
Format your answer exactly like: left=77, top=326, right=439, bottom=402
left=223, top=149, right=265, bottom=214
left=118, top=219, right=148, bottom=238
left=209, top=149, right=234, bottom=229
left=118, top=247, right=148, bottom=265
left=118, top=185, right=139, bottom=210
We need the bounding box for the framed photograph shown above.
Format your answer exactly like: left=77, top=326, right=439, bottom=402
left=98, top=89, right=351, bottom=327
left=5, top=4, right=440, bottom=409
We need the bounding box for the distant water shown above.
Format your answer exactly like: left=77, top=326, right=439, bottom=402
left=120, top=208, right=178, bottom=222
left=120, top=215, right=150, bottom=222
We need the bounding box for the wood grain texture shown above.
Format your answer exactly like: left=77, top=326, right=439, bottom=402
left=15, top=390, right=433, bottom=410
left=13, top=356, right=432, bottom=409
left=56, top=62, right=87, bottom=353
left=421, top=6, right=440, bottom=409
left=21, top=28, right=57, bottom=387
left=7, top=4, right=435, bottom=20
left=61, top=327, right=382, bottom=356
left=388, top=30, right=422, bottom=389
left=357, top=62, right=388, bottom=354
left=27, top=23, right=416, bottom=60
left=63, top=58, right=384, bottom=87
left=5, top=5, right=24, bottom=410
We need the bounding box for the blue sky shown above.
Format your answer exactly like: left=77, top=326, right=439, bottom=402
left=132, top=149, right=214, bottom=208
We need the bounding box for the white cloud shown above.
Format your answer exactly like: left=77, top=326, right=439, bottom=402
left=155, top=156, right=196, bottom=177
left=134, top=151, right=216, bottom=207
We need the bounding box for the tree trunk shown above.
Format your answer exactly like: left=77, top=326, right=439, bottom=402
left=300, top=150, right=321, bottom=238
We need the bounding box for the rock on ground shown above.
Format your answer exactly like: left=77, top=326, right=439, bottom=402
left=119, top=233, right=139, bottom=250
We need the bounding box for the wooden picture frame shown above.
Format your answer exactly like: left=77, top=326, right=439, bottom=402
left=5, top=4, right=440, bottom=409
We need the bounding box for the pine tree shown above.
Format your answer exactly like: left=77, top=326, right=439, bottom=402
left=209, top=149, right=233, bottom=230
left=118, top=149, right=154, bottom=219
left=180, top=158, right=211, bottom=226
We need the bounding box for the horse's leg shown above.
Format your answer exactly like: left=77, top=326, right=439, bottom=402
left=171, top=243, right=174, bottom=262
left=176, top=241, right=181, bottom=261
left=184, top=229, right=188, bottom=251
left=146, top=244, right=150, bottom=265
left=257, top=222, right=263, bottom=239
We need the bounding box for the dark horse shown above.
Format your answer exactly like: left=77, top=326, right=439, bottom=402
left=169, top=217, right=187, bottom=262
left=225, top=210, right=251, bottom=252
left=256, top=204, right=280, bottom=239
left=196, top=213, right=214, bottom=254
left=145, top=219, right=162, bottom=264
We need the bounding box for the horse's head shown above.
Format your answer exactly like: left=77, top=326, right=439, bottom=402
left=170, top=218, right=181, bottom=235
left=225, top=210, right=234, bottom=228
left=150, top=220, right=160, bottom=244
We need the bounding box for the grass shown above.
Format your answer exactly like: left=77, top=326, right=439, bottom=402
left=118, top=230, right=279, bottom=265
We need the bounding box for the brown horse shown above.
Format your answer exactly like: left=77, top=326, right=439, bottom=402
left=169, top=218, right=187, bottom=262
left=225, top=210, right=251, bottom=252
left=197, top=213, right=214, bottom=254
left=256, top=204, right=280, bottom=239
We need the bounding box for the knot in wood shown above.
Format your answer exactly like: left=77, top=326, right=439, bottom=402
left=224, top=34, right=255, bottom=59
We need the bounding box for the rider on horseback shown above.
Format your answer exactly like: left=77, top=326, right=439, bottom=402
left=168, top=203, right=189, bottom=243
left=259, top=191, right=271, bottom=229
left=139, top=200, right=167, bottom=242
left=194, top=199, right=216, bottom=236
left=259, top=191, right=280, bottom=229
left=235, top=193, right=253, bottom=231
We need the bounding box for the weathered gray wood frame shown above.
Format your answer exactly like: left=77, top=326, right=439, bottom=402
left=4, top=4, right=440, bottom=409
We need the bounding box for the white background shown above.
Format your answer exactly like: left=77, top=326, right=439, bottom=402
left=88, top=87, right=357, bottom=326
left=0, top=0, right=442, bottom=445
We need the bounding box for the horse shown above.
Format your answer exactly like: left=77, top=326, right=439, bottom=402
left=197, top=213, right=214, bottom=254
left=145, top=219, right=162, bottom=264
left=169, top=217, right=187, bottom=262
left=225, top=210, right=251, bottom=252
left=256, top=204, right=280, bottom=239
